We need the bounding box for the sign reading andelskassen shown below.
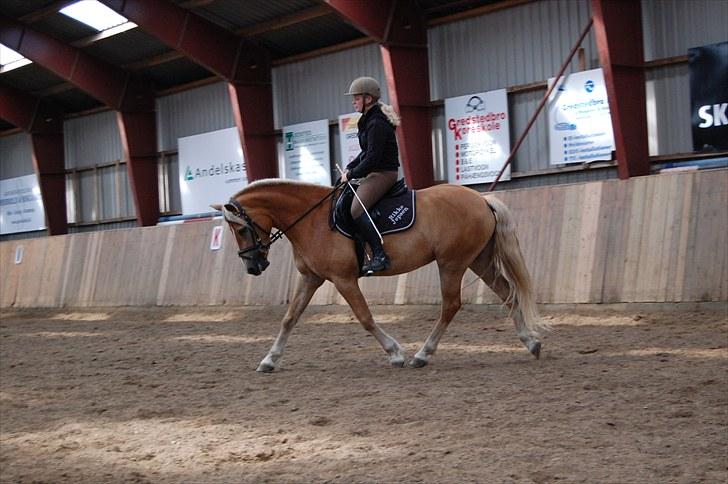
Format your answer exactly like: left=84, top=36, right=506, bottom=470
left=0, top=174, right=46, bottom=234
left=689, top=41, right=728, bottom=151
left=283, top=119, right=331, bottom=186
left=445, top=89, right=511, bottom=185
left=548, top=68, right=615, bottom=165
left=178, top=127, right=247, bottom=216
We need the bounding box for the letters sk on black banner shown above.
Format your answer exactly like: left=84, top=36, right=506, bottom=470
left=689, top=41, right=728, bottom=151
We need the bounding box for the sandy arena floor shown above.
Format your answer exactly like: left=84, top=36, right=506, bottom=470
left=0, top=304, right=726, bottom=483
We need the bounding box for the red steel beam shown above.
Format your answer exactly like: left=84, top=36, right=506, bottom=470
left=0, top=15, right=160, bottom=226
left=326, top=0, right=434, bottom=188
left=99, top=0, right=278, bottom=180
left=592, top=0, right=650, bottom=179
left=0, top=84, right=68, bottom=235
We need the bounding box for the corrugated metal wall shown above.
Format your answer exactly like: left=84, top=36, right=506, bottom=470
left=0, top=133, right=33, bottom=179
left=429, top=0, right=597, bottom=176
left=272, top=43, right=388, bottom=129
left=429, top=0, right=597, bottom=99
left=156, top=81, right=234, bottom=151
left=642, top=0, right=728, bottom=155
left=646, top=64, right=692, bottom=156
left=642, top=0, right=728, bottom=60
left=64, top=111, right=123, bottom=168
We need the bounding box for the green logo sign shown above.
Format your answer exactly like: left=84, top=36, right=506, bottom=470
left=185, top=166, right=194, bottom=181
left=284, top=132, right=294, bottom=151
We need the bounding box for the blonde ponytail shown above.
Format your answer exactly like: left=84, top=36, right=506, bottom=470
left=379, top=102, right=401, bottom=127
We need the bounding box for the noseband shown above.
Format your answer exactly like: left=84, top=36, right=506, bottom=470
left=223, top=199, right=275, bottom=269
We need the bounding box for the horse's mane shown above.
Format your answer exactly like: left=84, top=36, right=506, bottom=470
left=232, top=178, right=329, bottom=199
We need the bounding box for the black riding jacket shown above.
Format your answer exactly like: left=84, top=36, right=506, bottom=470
left=345, top=104, right=400, bottom=179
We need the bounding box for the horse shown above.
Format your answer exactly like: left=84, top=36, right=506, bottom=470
left=212, top=179, right=547, bottom=372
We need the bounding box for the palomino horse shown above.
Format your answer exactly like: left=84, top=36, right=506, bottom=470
left=213, top=179, right=546, bottom=372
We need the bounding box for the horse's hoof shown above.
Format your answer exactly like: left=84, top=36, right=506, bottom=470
left=390, top=359, right=405, bottom=368
left=256, top=363, right=275, bottom=373
left=529, top=341, right=541, bottom=360
left=409, top=357, right=428, bottom=368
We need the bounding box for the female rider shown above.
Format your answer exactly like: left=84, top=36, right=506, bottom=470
left=341, top=76, right=401, bottom=275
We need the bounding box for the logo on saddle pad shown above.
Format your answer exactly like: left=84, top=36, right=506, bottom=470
left=388, top=205, right=409, bottom=225
left=332, top=185, right=416, bottom=239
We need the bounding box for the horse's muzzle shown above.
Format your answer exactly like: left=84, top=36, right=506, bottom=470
left=245, top=257, right=270, bottom=276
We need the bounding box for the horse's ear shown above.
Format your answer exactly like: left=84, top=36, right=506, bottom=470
left=210, top=204, right=223, bottom=212
left=223, top=203, right=238, bottom=214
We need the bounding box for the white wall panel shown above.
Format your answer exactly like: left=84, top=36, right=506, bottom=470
left=0, top=133, right=34, bottom=179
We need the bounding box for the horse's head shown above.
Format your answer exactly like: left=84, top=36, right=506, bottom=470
left=212, top=199, right=272, bottom=276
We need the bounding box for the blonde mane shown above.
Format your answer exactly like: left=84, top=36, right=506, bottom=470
left=232, top=178, right=329, bottom=199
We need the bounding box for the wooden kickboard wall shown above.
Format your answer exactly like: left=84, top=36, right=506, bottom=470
left=1, top=169, right=726, bottom=308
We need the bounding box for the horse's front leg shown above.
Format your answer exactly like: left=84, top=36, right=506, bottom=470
left=334, top=278, right=405, bottom=368
left=257, top=272, right=324, bottom=372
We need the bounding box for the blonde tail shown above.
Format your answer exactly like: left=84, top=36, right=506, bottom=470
left=485, top=196, right=547, bottom=336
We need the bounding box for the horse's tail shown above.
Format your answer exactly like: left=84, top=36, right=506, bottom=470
left=484, top=196, right=547, bottom=336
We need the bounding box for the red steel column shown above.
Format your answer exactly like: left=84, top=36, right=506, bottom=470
left=326, top=0, right=434, bottom=188
left=592, top=0, right=650, bottom=179
left=0, top=15, right=159, bottom=226
left=0, top=84, right=68, bottom=235
left=99, top=0, right=278, bottom=181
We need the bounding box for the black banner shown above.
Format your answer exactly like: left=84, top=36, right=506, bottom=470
left=689, top=41, right=728, bottom=151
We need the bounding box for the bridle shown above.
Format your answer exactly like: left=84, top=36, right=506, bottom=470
left=222, top=182, right=343, bottom=274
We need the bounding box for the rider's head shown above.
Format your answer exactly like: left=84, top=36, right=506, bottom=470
left=346, top=76, right=380, bottom=114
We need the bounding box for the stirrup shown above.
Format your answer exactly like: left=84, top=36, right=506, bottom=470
left=362, top=253, right=390, bottom=276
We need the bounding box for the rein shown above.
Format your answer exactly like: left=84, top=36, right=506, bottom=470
left=226, top=181, right=344, bottom=253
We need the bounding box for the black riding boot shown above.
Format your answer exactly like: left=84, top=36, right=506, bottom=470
left=353, top=214, right=390, bottom=276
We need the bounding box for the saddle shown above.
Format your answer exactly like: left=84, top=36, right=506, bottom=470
left=330, top=178, right=417, bottom=275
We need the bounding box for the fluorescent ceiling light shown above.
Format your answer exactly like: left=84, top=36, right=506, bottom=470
left=60, top=0, right=132, bottom=32
left=0, top=44, right=32, bottom=72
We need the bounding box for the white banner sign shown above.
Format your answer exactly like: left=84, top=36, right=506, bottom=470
left=338, top=112, right=362, bottom=172
left=548, top=68, right=615, bottom=165
left=445, top=89, right=511, bottom=185
left=0, top=174, right=46, bottom=234
left=283, top=119, right=331, bottom=185
left=178, top=127, right=247, bottom=216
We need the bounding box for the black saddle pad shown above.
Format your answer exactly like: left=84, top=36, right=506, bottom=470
left=331, top=179, right=416, bottom=239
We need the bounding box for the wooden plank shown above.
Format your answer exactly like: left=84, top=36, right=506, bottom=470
left=556, top=184, right=584, bottom=303
left=622, top=176, right=648, bottom=302
left=0, top=241, right=20, bottom=307
left=574, top=182, right=603, bottom=303
left=36, top=235, right=68, bottom=307
left=542, top=186, right=566, bottom=303
left=14, top=238, right=47, bottom=307
left=637, top=175, right=668, bottom=301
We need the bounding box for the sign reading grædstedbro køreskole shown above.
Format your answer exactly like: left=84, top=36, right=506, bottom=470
left=445, top=89, right=511, bottom=185
left=548, top=68, right=615, bottom=165
left=178, top=127, right=247, bottom=216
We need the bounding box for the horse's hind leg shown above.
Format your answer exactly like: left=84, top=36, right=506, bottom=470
left=257, top=272, right=324, bottom=372
left=469, top=242, right=541, bottom=358
left=334, top=278, right=405, bottom=368
left=410, top=266, right=466, bottom=368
